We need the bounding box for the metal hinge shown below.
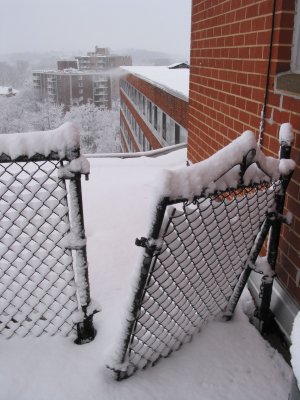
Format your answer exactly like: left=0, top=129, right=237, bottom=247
left=267, top=211, right=292, bottom=225
left=135, top=237, right=160, bottom=254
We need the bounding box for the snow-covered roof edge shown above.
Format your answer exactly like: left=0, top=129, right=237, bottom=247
left=120, top=66, right=189, bottom=102
left=0, top=122, right=80, bottom=160
left=168, top=62, right=189, bottom=69
left=33, top=69, right=110, bottom=76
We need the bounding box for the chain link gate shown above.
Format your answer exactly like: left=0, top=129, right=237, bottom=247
left=0, top=124, right=98, bottom=343
left=111, top=131, right=294, bottom=380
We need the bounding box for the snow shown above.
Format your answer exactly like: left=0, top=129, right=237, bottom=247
left=254, top=256, right=275, bottom=277
left=279, top=158, right=296, bottom=176
left=161, top=130, right=294, bottom=200
left=0, top=149, right=292, bottom=399
left=291, top=312, right=300, bottom=390
left=58, top=155, right=90, bottom=179
left=121, top=66, right=189, bottom=100
left=279, top=123, right=294, bottom=145
left=0, top=122, right=80, bottom=160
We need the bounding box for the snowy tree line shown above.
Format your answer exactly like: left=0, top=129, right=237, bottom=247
left=0, top=85, right=121, bottom=153
left=0, top=61, right=32, bottom=89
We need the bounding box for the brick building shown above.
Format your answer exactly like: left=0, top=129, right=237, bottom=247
left=76, top=47, right=132, bottom=100
left=57, top=60, right=78, bottom=71
left=33, top=48, right=132, bottom=109
left=119, top=65, right=189, bottom=152
left=33, top=65, right=111, bottom=109
left=188, top=0, right=300, bottom=334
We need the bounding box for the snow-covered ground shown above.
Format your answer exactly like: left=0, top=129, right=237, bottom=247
left=0, top=150, right=292, bottom=400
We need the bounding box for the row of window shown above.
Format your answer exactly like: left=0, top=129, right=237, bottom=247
left=120, top=79, right=187, bottom=146
left=120, top=120, right=135, bottom=152
left=120, top=108, right=152, bottom=152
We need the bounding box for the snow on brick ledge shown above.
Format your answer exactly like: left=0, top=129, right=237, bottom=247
left=0, top=122, right=80, bottom=160
left=160, top=129, right=296, bottom=200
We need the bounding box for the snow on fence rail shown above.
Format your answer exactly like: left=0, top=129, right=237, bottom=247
left=0, top=123, right=98, bottom=343
left=84, top=142, right=187, bottom=159
left=111, top=124, right=295, bottom=380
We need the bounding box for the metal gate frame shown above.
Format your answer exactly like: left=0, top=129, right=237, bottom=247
left=112, top=137, right=293, bottom=380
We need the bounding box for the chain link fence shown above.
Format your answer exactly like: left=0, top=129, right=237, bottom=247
left=0, top=128, right=97, bottom=343
left=112, top=140, right=293, bottom=380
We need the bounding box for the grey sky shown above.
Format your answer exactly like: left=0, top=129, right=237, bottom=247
left=1, top=0, right=191, bottom=57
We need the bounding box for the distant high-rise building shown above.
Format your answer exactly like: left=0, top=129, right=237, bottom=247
left=75, top=47, right=132, bottom=101
left=32, top=47, right=132, bottom=109
left=33, top=66, right=111, bottom=110
left=57, top=60, right=78, bottom=71
left=75, top=47, right=132, bottom=71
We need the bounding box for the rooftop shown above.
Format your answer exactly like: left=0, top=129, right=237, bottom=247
left=33, top=69, right=111, bottom=76
left=121, top=66, right=190, bottom=101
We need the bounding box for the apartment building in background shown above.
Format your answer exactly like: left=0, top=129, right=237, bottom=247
left=188, top=0, right=300, bottom=337
left=76, top=47, right=132, bottom=100
left=119, top=64, right=189, bottom=152
left=33, top=66, right=112, bottom=109
left=33, top=47, right=132, bottom=109
left=75, top=46, right=132, bottom=71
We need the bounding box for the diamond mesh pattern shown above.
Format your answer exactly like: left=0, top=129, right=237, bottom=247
left=0, top=160, right=78, bottom=338
left=116, top=183, right=281, bottom=379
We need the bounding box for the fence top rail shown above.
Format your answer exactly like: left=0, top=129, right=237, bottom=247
left=0, top=122, right=80, bottom=162
left=84, top=143, right=187, bottom=159
left=159, top=127, right=295, bottom=201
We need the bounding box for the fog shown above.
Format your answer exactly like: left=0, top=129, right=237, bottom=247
left=1, top=0, right=191, bottom=58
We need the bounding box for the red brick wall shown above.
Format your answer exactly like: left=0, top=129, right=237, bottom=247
left=125, top=75, right=189, bottom=129
left=188, top=0, right=300, bottom=305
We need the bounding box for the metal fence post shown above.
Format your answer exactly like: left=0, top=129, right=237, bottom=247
left=258, top=141, right=293, bottom=333
left=224, top=216, right=272, bottom=320
left=68, top=173, right=97, bottom=344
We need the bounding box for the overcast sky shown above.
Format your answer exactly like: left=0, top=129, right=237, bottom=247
left=1, top=0, right=191, bottom=57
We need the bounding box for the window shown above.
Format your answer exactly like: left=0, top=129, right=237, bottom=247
left=175, top=123, right=180, bottom=144
left=162, top=113, right=166, bottom=140
left=134, top=120, right=137, bottom=134
left=292, top=0, right=300, bottom=73
left=154, top=106, right=158, bottom=130
left=142, top=135, right=146, bottom=151
left=276, top=1, right=300, bottom=97
left=142, top=97, right=146, bottom=115
left=134, top=89, right=138, bottom=105
left=148, top=101, right=152, bottom=123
